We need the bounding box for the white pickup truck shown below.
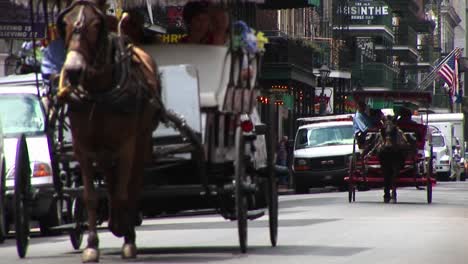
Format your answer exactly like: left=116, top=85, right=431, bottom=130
left=292, top=115, right=354, bottom=194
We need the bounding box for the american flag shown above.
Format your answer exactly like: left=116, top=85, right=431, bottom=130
left=438, top=49, right=461, bottom=96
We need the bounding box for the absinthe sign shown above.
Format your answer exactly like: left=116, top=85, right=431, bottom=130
left=337, top=0, right=389, bottom=21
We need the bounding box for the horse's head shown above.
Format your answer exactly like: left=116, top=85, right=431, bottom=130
left=380, top=116, right=399, bottom=149
left=57, top=0, right=109, bottom=87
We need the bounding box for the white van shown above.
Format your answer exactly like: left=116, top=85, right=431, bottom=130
left=292, top=115, right=354, bottom=193
left=429, top=130, right=452, bottom=180
left=418, top=113, right=465, bottom=180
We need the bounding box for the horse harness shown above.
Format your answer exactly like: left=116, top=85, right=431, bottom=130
left=57, top=0, right=162, bottom=115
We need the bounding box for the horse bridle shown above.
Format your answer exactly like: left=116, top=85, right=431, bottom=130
left=56, top=0, right=109, bottom=66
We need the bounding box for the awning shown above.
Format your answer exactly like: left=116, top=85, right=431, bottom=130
left=352, top=90, right=432, bottom=107
left=10, top=0, right=266, bottom=9
left=123, top=0, right=265, bottom=8
left=259, top=0, right=319, bottom=9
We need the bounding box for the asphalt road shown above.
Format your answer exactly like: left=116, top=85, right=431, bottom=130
left=1, top=182, right=468, bottom=263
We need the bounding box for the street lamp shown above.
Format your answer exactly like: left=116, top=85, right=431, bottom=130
left=319, top=64, right=330, bottom=115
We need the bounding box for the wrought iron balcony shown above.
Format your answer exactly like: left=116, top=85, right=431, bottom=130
left=393, top=26, right=417, bottom=50
left=417, top=44, right=437, bottom=64
left=351, top=62, right=398, bottom=89
left=262, top=31, right=325, bottom=71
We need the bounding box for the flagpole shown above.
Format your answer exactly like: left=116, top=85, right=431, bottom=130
left=418, top=47, right=461, bottom=91
left=418, top=47, right=459, bottom=90
left=419, top=47, right=458, bottom=89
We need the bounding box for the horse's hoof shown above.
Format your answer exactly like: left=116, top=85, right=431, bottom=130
left=122, top=243, right=137, bottom=259
left=383, top=196, right=391, bottom=203
left=82, top=248, right=100, bottom=263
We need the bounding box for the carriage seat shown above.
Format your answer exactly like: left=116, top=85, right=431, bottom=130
left=143, top=44, right=231, bottom=110
left=397, top=122, right=427, bottom=150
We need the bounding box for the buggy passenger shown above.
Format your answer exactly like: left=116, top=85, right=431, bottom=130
left=353, top=101, right=372, bottom=149
left=396, top=107, right=421, bottom=143
left=180, top=1, right=212, bottom=44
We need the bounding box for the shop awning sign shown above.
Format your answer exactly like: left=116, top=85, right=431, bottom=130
left=0, top=0, right=45, bottom=39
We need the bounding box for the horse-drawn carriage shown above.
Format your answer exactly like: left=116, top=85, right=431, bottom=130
left=8, top=0, right=278, bottom=261
left=345, top=90, right=436, bottom=204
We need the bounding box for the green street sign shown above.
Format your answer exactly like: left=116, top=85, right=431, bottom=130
left=282, top=94, right=294, bottom=110
left=308, top=0, right=320, bottom=6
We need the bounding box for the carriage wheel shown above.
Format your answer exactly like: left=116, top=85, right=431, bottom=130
left=0, top=160, right=6, bottom=243
left=348, top=152, right=356, bottom=203
left=265, top=108, right=278, bottom=247
left=69, top=197, right=84, bottom=250
left=14, top=134, right=31, bottom=258
left=427, top=148, right=433, bottom=204
left=348, top=185, right=356, bottom=203
left=426, top=179, right=432, bottom=204
left=235, top=126, right=248, bottom=253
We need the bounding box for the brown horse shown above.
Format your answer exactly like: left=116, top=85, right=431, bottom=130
left=368, top=116, right=415, bottom=203
left=56, top=0, right=161, bottom=261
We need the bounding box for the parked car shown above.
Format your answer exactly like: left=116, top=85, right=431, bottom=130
left=292, top=115, right=354, bottom=193
left=0, top=73, right=62, bottom=235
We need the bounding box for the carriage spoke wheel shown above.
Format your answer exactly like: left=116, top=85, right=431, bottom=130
left=235, top=127, right=248, bottom=253
left=0, top=160, right=6, bottom=243
left=265, top=105, right=278, bottom=247
left=426, top=178, right=432, bottom=204
left=14, top=134, right=31, bottom=258
left=427, top=151, right=433, bottom=204
left=69, top=197, right=84, bottom=250
left=347, top=152, right=357, bottom=203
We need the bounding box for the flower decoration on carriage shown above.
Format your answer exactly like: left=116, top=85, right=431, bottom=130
left=232, top=20, right=257, bottom=54
left=255, top=31, right=269, bottom=53
left=231, top=20, right=269, bottom=84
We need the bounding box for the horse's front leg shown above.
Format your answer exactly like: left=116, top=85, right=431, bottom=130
left=80, top=159, right=100, bottom=263
left=382, top=163, right=391, bottom=203
left=390, top=170, right=397, bottom=204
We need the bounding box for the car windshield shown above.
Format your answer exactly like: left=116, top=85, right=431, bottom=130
left=432, top=135, right=445, bottom=147
left=0, top=94, right=45, bottom=136
left=295, top=124, right=354, bottom=149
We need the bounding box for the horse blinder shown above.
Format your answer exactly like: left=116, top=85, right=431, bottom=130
left=56, top=1, right=108, bottom=48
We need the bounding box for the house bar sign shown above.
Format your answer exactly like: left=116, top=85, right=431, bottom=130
left=337, top=0, right=389, bottom=21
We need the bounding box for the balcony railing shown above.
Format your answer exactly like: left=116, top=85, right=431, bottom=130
left=417, top=44, right=437, bottom=63
left=393, top=25, right=417, bottom=49
left=262, top=31, right=332, bottom=71
left=351, top=62, right=398, bottom=89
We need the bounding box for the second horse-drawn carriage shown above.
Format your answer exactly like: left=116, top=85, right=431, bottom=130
left=6, top=0, right=278, bottom=261
left=345, top=90, right=437, bottom=204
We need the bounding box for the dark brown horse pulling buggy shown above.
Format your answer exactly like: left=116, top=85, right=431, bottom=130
left=10, top=0, right=278, bottom=262
left=345, top=90, right=436, bottom=204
